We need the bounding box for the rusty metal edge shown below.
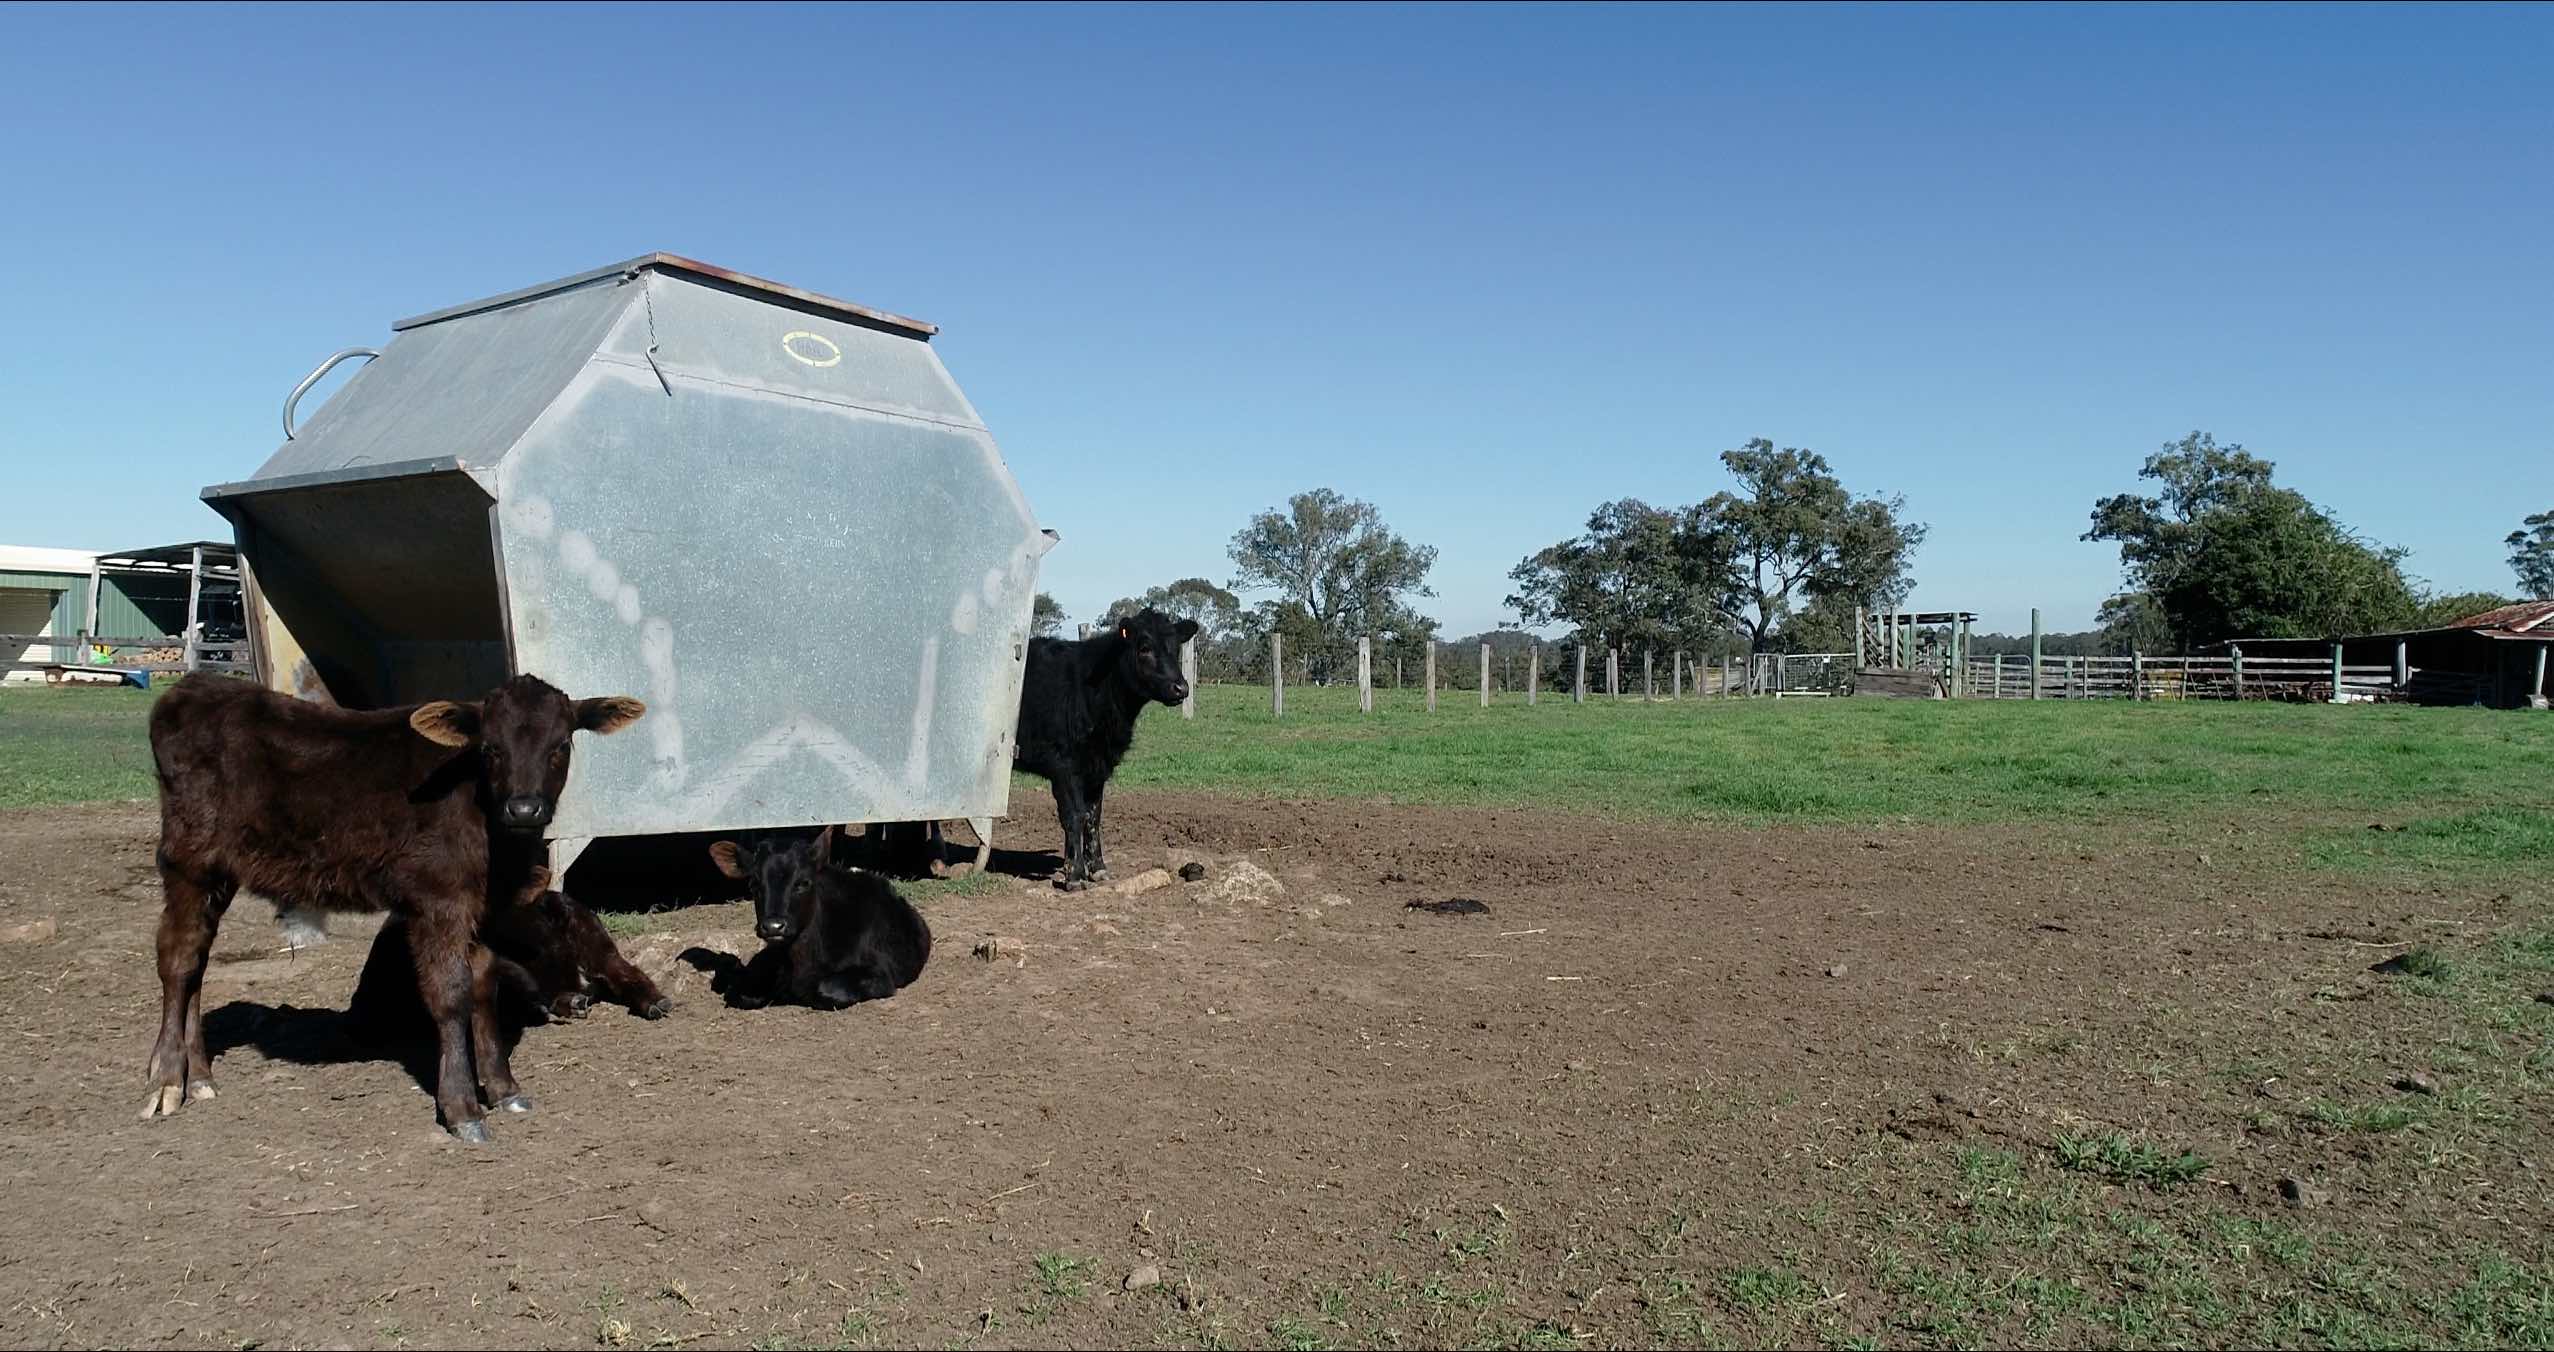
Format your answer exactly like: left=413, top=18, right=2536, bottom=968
left=391, top=253, right=937, bottom=340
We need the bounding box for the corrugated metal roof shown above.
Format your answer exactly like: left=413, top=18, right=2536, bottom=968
left=2443, top=600, right=2554, bottom=637
left=2222, top=599, right=2554, bottom=649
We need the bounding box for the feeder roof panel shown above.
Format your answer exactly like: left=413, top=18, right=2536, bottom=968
left=210, top=256, right=957, bottom=502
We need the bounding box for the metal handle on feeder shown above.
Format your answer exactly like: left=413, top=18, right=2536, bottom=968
left=282, top=347, right=383, bottom=440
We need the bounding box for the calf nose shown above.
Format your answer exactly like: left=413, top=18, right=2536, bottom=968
left=500, top=796, right=552, bottom=830
left=757, top=919, right=790, bottom=940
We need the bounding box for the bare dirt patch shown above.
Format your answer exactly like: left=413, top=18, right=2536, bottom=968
left=0, top=795, right=2544, bottom=1349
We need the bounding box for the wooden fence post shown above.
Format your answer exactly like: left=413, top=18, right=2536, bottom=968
left=1644, top=649, right=1654, bottom=701
left=2330, top=642, right=2345, bottom=704
left=2130, top=650, right=2142, bottom=702
left=2231, top=644, right=2244, bottom=700
left=1672, top=652, right=1682, bottom=700
left=2029, top=608, right=2043, bottom=700
left=1528, top=645, right=1539, bottom=704
left=1271, top=633, right=1283, bottom=718
left=1425, top=642, right=1436, bottom=713
left=1394, top=656, right=1402, bottom=690
left=1358, top=637, right=1373, bottom=713
left=1994, top=653, right=2006, bottom=699
left=1574, top=646, right=1586, bottom=703
left=1479, top=642, right=1490, bottom=708
left=1607, top=648, right=1619, bottom=699
left=1181, top=638, right=1197, bottom=719
left=1854, top=605, right=1865, bottom=668
left=1077, top=623, right=1089, bottom=641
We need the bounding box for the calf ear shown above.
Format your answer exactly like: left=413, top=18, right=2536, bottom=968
left=813, top=824, right=837, bottom=862
left=410, top=700, right=482, bottom=748
left=1173, top=619, right=1200, bottom=643
left=575, top=695, right=647, bottom=734
left=707, top=841, right=745, bottom=879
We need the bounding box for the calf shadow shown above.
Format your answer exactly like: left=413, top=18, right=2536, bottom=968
left=203, top=1000, right=529, bottom=1101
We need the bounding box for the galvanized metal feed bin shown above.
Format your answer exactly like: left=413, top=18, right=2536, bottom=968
left=204, top=254, right=1053, bottom=865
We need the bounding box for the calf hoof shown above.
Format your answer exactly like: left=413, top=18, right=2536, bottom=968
left=639, top=996, right=673, bottom=1020
left=1056, top=877, right=1094, bottom=893
left=449, top=1119, right=494, bottom=1145
left=186, top=1081, right=217, bottom=1104
left=138, top=1084, right=187, bottom=1121
left=494, top=1093, right=535, bottom=1115
left=1090, top=865, right=1114, bottom=882
left=551, top=993, right=594, bottom=1020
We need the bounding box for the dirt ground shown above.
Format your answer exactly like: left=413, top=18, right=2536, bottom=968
left=0, top=793, right=2543, bottom=1350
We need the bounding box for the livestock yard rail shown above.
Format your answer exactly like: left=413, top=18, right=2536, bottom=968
left=2, top=633, right=251, bottom=685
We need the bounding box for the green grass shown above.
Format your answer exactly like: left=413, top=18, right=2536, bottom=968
left=0, top=686, right=160, bottom=807
left=14, top=683, right=2550, bottom=863
left=1101, top=683, right=2554, bottom=846
left=2052, top=1133, right=2211, bottom=1187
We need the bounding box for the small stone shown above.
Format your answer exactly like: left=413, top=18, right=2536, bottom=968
left=1178, top=862, right=1207, bottom=883
left=1109, top=868, right=1175, bottom=896
left=1827, top=963, right=1849, bottom=978
left=1315, top=893, right=1354, bottom=908
left=2535, top=991, right=2554, bottom=1006
left=1123, top=1264, right=1161, bottom=1292
left=2394, top=1073, right=2440, bottom=1096
left=1204, top=860, right=1285, bottom=906
left=0, top=918, right=57, bottom=944
left=2277, top=1176, right=2326, bottom=1208
left=1565, top=1059, right=1589, bottom=1073
left=636, top=1198, right=675, bottom=1232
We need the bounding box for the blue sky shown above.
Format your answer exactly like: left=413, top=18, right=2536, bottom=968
left=3, top=2, right=2547, bottom=637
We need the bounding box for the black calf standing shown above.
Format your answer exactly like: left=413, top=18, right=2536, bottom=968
left=703, top=827, right=930, bottom=1009
left=1015, top=607, right=1196, bottom=890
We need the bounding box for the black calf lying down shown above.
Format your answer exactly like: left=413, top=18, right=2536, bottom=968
left=694, top=827, right=930, bottom=1009
left=350, top=867, right=671, bottom=1040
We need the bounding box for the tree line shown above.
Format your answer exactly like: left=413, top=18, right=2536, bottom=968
left=1030, top=431, right=2551, bottom=677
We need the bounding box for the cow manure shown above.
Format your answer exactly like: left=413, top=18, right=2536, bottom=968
left=1407, top=898, right=1489, bottom=916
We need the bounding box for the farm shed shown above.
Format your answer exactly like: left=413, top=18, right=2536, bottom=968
left=0, top=542, right=244, bottom=683
left=2221, top=601, right=2554, bottom=708
left=202, top=253, right=1054, bottom=870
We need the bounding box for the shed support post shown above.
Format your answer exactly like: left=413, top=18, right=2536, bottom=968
left=2534, top=643, right=2548, bottom=708
left=2330, top=642, right=2346, bottom=704
left=181, top=544, right=204, bottom=672
left=2395, top=639, right=2409, bottom=689
left=82, top=562, right=103, bottom=665
left=1181, top=638, right=1196, bottom=719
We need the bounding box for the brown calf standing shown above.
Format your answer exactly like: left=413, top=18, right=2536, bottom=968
left=143, top=672, right=644, bottom=1142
